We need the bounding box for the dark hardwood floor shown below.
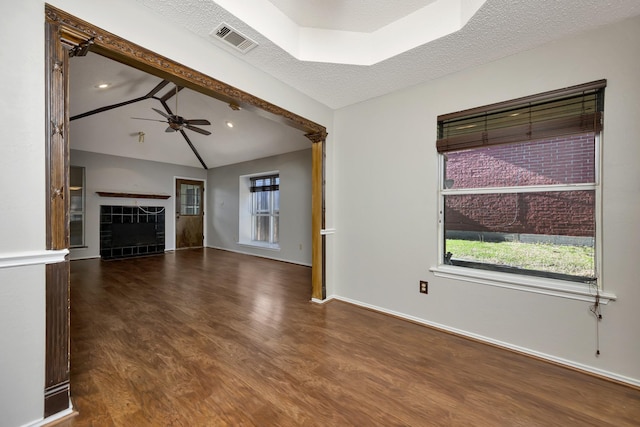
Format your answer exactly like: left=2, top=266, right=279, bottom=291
left=55, top=248, right=639, bottom=426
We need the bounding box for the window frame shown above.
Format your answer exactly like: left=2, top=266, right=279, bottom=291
left=250, top=174, right=280, bottom=245
left=238, top=171, right=281, bottom=250
left=430, top=81, right=615, bottom=303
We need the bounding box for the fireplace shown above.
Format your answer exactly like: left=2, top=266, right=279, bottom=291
left=100, top=205, right=165, bottom=259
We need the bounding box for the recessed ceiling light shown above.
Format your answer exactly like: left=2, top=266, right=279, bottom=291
left=226, top=121, right=234, bottom=128
left=95, top=83, right=110, bottom=89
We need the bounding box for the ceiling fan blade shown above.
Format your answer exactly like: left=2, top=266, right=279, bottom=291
left=184, top=119, right=211, bottom=126
left=131, top=117, right=166, bottom=122
left=185, top=125, right=212, bottom=136
left=152, top=108, right=172, bottom=119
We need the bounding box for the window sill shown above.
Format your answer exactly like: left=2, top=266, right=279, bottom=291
left=429, top=265, right=616, bottom=304
left=238, top=241, right=280, bottom=251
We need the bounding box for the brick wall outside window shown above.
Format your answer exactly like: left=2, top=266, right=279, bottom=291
left=445, top=134, right=595, bottom=237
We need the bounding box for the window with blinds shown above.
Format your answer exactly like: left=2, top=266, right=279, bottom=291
left=250, top=174, right=279, bottom=245
left=437, top=80, right=605, bottom=284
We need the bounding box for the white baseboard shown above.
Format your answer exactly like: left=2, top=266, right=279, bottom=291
left=206, top=245, right=311, bottom=267
left=330, top=295, right=640, bottom=389
left=23, top=400, right=74, bottom=427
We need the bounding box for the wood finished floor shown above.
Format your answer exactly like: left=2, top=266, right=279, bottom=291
left=56, top=248, right=640, bottom=426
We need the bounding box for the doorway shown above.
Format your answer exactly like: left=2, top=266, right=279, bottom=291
left=44, top=4, right=327, bottom=418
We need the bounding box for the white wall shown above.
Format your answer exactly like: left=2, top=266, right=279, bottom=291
left=0, top=1, right=47, bottom=425
left=1, top=1, right=332, bottom=425
left=207, top=149, right=312, bottom=265
left=333, top=16, right=640, bottom=385
left=70, top=150, right=207, bottom=259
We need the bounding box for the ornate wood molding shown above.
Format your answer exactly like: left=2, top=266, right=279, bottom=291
left=305, top=131, right=328, bottom=144
left=44, top=16, right=71, bottom=418
left=44, top=261, right=70, bottom=417
left=44, top=5, right=327, bottom=136
left=45, top=15, right=69, bottom=251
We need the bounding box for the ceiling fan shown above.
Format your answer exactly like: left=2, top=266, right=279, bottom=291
left=133, top=86, right=212, bottom=135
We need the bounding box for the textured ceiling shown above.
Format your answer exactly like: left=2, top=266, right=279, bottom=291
left=70, top=1, right=640, bottom=170
left=133, top=0, right=640, bottom=109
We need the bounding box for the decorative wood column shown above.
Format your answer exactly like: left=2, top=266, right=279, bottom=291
left=44, top=17, right=71, bottom=417
left=306, top=131, right=327, bottom=300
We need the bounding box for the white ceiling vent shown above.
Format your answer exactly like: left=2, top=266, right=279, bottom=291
left=210, top=23, right=258, bottom=53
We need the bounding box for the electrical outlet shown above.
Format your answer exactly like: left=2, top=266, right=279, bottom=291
left=419, top=280, right=428, bottom=294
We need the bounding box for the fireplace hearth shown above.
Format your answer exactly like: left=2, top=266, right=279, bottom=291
left=100, top=205, right=165, bottom=259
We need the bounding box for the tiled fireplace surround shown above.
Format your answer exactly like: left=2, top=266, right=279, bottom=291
left=100, top=205, right=165, bottom=259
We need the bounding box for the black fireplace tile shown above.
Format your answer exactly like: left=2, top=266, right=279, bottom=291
left=100, top=205, right=166, bottom=260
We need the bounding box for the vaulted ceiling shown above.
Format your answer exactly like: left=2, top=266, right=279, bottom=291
left=69, top=52, right=311, bottom=169
left=69, top=1, right=640, bottom=169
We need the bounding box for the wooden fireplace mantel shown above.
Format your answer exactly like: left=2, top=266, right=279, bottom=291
left=96, top=191, right=171, bottom=200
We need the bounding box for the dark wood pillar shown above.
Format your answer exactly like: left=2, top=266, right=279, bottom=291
left=44, top=15, right=71, bottom=418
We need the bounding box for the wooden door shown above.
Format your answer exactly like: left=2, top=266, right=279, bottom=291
left=176, top=179, right=204, bottom=249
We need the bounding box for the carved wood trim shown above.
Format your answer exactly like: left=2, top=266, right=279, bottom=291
left=44, top=260, right=70, bottom=417
left=45, top=17, right=69, bottom=251
left=44, top=5, right=327, bottom=136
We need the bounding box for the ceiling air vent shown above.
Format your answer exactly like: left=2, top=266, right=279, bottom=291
left=210, top=23, right=258, bottom=53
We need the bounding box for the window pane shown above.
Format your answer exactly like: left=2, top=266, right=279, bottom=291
left=444, top=134, right=595, bottom=189
left=70, top=214, right=84, bottom=247
left=272, top=215, right=279, bottom=244
left=273, top=190, right=280, bottom=213
left=180, top=183, right=200, bottom=215
left=254, top=191, right=270, bottom=213
left=444, top=190, right=595, bottom=280
left=253, top=215, right=270, bottom=242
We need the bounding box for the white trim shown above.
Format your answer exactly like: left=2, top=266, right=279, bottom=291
left=22, top=400, right=74, bottom=427
left=320, top=228, right=336, bottom=235
left=441, top=182, right=596, bottom=196
left=430, top=265, right=615, bottom=303
left=0, top=249, right=69, bottom=269
left=206, top=245, right=311, bottom=267
left=310, top=295, right=336, bottom=304
left=332, top=295, right=639, bottom=388
left=237, top=241, right=280, bottom=251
